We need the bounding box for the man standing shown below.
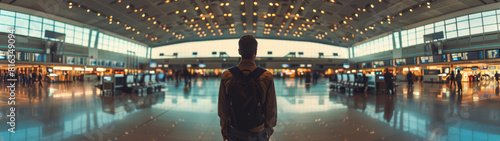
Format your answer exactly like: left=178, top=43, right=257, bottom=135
left=406, top=71, right=413, bottom=90
left=495, top=72, right=499, bottom=82
left=38, top=71, right=43, bottom=87
left=449, top=71, right=455, bottom=87
left=456, top=70, right=463, bottom=93
left=218, top=35, right=277, bottom=141
left=384, top=68, right=394, bottom=95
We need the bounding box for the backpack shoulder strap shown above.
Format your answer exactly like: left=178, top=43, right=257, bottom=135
left=228, top=67, right=242, bottom=78
left=251, top=67, right=267, bottom=80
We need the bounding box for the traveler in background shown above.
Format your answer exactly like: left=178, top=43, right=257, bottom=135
left=26, top=71, right=32, bottom=87
left=32, top=71, right=37, bottom=83
left=449, top=71, right=456, bottom=87
left=31, top=71, right=36, bottom=85
left=312, top=71, right=319, bottom=84
left=3, top=70, right=7, bottom=81
left=305, top=71, right=311, bottom=84
left=456, top=70, right=463, bottom=93
left=384, top=68, right=394, bottom=95
left=495, top=72, right=499, bottom=82
left=363, top=73, right=368, bottom=92
left=218, top=35, right=277, bottom=141
left=38, top=71, right=43, bottom=87
left=183, top=68, right=191, bottom=87
left=21, top=71, right=27, bottom=86
left=406, top=71, right=413, bottom=90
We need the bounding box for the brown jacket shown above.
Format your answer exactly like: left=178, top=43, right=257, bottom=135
left=218, top=59, right=277, bottom=140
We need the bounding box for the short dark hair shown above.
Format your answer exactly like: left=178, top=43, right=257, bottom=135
left=238, top=35, right=258, bottom=59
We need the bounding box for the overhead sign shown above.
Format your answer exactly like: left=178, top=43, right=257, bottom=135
left=486, top=49, right=499, bottom=59
left=451, top=51, right=483, bottom=61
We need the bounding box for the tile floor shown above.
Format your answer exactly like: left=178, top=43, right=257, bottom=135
left=1, top=77, right=500, bottom=141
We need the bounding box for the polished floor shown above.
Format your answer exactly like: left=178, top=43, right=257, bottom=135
left=1, top=78, right=500, bottom=141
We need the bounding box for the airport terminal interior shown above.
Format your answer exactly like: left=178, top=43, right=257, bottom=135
left=1, top=0, right=500, bottom=141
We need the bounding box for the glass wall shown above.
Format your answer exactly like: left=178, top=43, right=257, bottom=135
left=353, top=34, right=393, bottom=57
left=353, top=9, right=500, bottom=57
left=0, top=9, right=149, bottom=58
left=152, top=39, right=349, bottom=59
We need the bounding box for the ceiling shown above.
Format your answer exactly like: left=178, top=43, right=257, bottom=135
left=2, top=0, right=498, bottom=47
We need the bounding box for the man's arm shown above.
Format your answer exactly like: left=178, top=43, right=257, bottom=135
left=265, top=74, right=277, bottom=135
left=218, top=76, right=229, bottom=140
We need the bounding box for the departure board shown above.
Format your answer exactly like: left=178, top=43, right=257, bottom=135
left=395, top=59, right=406, bottom=65
left=420, top=56, right=433, bottom=63
left=383, top=60, right=392, bottom=66
left=486, top=49, right=499, bottom=59
left=451, top=51, right=483, bottom=61
left=420, top=55, right=445, bottom=63
left=373, top=61, right=384, bottom=68
left=406, top=57, right=416, bottom=65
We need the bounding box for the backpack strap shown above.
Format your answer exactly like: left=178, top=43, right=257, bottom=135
left=228, top=67, right=242, bottom=78
left=250, top=67, right=267, bottom=80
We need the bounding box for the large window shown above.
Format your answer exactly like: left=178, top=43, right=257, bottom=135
left=353, top=34, right=393, bottom=57
left=0, top=8, right=149, bottom=58
left=353, top=8, right=500, bottom=58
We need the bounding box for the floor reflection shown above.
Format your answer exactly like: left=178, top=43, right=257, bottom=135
left=1, top=79, right=500, bottom=141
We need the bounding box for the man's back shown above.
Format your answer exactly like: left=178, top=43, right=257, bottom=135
left=218, top=60, right=277, bottom=140
left=456, top=73, right=462, bottom=81
left=384, top=72, right=393, bottom=82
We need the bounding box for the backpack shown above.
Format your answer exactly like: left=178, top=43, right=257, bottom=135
left=226, top=67, right=267, bottom=131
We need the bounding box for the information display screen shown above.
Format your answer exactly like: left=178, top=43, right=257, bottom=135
left=383, top=60, right=392, bottom=66
left=451, top=51, right=483, bottom=61
left=486, top=49, right=499, bottom=59
left=150, top=61, right=157, bottom=68
left=420, top=56, right=433, bottom=63
left=362, top=62, right=372, bottom=69
left=0, top=51, right=5, bottom=60
left=126, top=75, right=135, bottom=83
left=378, top=76, right=385, bottom=80
left=373, top=61, right=384, bottom=68
left=199, top=63, right=206, bottom=68
left=67, top=57, right=74, bottom=64
left=395, top=59, right=406, bottom=65
left=343, top=63, right=350, bottom=68
left=420, top=55, right=446, bottom=63
left=406, top=57, right=415, bottom=65
left=103, top=76, right=112, bottom=82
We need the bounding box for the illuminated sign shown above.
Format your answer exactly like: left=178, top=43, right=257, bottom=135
left=451, top=51, right=483, bottom=61
left=199, top=63, right=206, bottom=68
left=486, top=49, right=499, bottom=59
left=343, top=63, right=350, bottom=69
left=149, top=61, right=157, bottom=68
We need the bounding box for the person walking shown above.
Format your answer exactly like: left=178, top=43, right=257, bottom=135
left=384, top=68, right=394, bottom=95
left=218, top=35, right=277, bottom=141
left=312, top=71, right=319, bottom=84
left=26, top=71, right=32, bottom=87
left=362, top=73, right=368, bottom=92
left=38, top=71, right=43, bottom=87
left=406, top=71, right=413, bottom=90
left=495, top=72, right=499, bottom=82
left=183, top=68, right=191, bottom=87
left=456, top=70, right=463, bottom=93
left=449, top=71, right=456, bottom=87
